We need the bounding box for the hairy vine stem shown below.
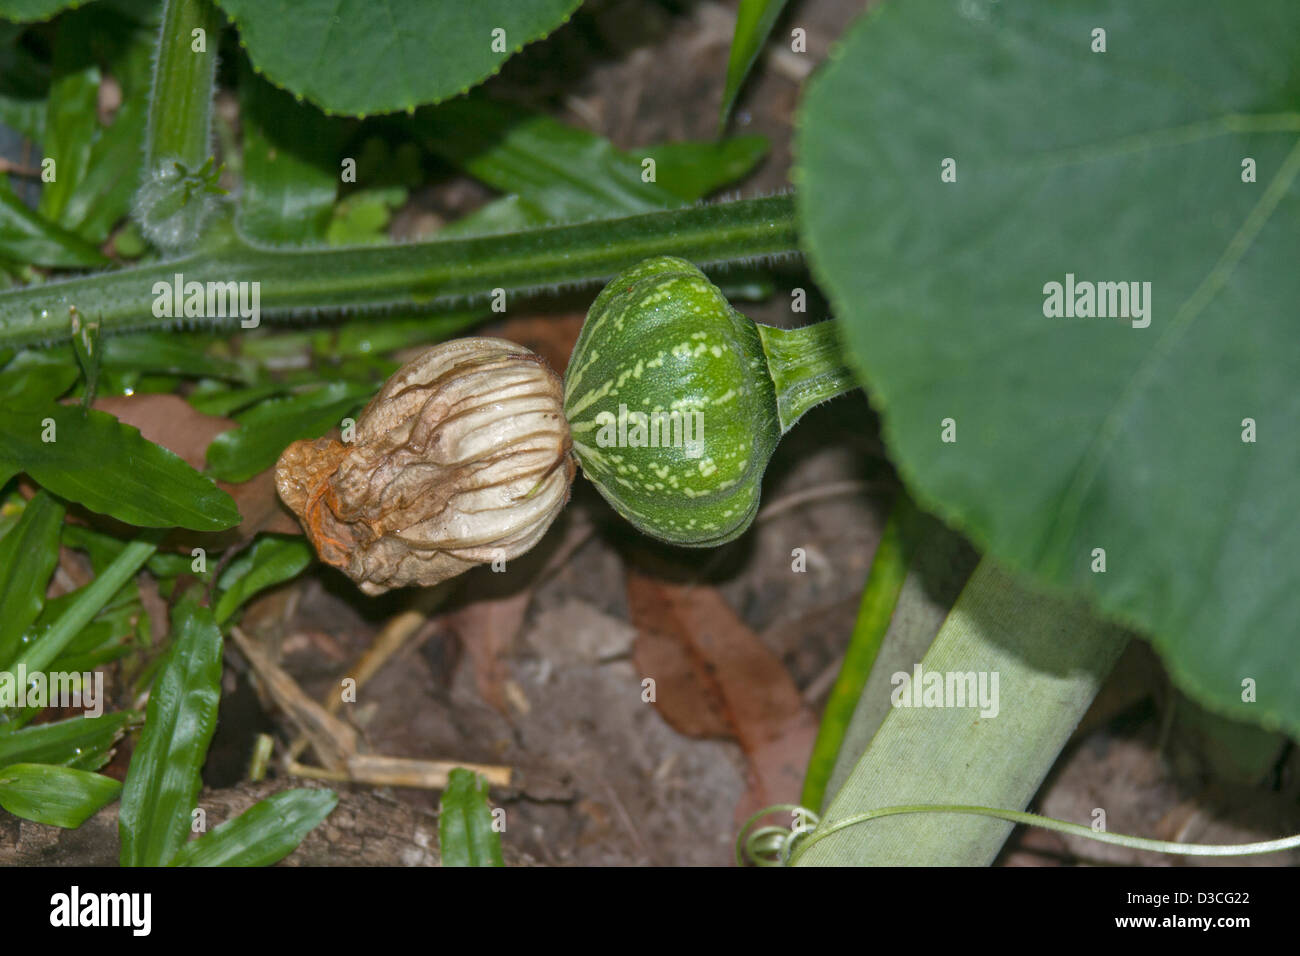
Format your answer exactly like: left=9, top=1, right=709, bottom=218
left=0, top=194, right=799, bottom=349
left=134, top=0, right=224, bottom=251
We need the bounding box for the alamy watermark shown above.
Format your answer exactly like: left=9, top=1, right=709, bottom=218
left=152, top=272, right=260, bottom=328
left=594, top=403, right=705, bottom=459
left=890, top=663, right=999, bottom=718
left=0, top=665, right=105, bottom=718
left=1042, top=273, right=1151, bottom=328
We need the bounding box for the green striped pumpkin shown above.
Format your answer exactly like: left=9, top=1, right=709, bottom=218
left=563, top=257, right=781, bottom=546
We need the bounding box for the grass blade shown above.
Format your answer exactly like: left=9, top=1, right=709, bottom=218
left=0, top=490, right=64, bottom=666
left=439, top=768, right=504, bottom=867
left=9, top=533, right=157, bottom=679
left=0, top=711, right=140, bottom=770
left=719, top=0, right=788, bottom=127
left=800, top=494, right=910, bottom=813
left=118, top=596, right=222, bottom=866
left=169, top=788, right=338, bottom=866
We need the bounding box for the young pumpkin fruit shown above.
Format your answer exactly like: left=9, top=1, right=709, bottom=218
left=564, top=256, right=852, bottom=546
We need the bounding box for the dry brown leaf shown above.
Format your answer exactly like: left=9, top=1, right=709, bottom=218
left=632, top=627, right=731, bottom=738
left=446, top=578, right=534, bottom=714
left=484, top=314, right=585, bottom=375
left=626, top=569, right=819, bottom=823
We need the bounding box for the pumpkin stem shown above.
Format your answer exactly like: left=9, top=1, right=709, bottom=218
left=756, top=319, right=858, bottom=433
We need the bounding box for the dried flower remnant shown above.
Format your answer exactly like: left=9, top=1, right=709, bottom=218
left=276, top=338, right=575, bottom=595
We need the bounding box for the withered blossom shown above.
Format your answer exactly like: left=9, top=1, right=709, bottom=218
left=276, top=338, right=575, bottom=595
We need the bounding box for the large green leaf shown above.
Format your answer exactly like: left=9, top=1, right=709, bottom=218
left=214, top=0, right=582, bottom=116
left=0, top=763, right=121, bottom=827
left=0, top=403, right=240, bottom=530
left=797, top=0, right=1300, bottom=732
left=169, top=788, right=337, bottom=866
left=119, top=598, right=223, bottom=867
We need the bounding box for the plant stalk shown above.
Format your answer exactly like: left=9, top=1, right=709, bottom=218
left=135, top=0, right=223, bottom=251
left=145, top=0, right=221, bottom=172
left=0, top=194, right=799, bottom=349
left=796, top=558, right=1130, bottom=866
left=756, top=318, right=858, bottom=432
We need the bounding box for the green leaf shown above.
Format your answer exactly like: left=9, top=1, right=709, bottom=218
left=214, top=534, right=313, bottom=625
left=0, top=762, right=121, bottom=827
left=119, top=597, right=223, bottom=867
left=0, top=1, right=87, bottom=22
left=797, top=0, right=1300, bottom=734
left=0, top=350, right=80, bottom=403
left=62, top=521, right=131, bottom=572
left=70, top=310, right=101, bottom=407
left=419, top=97, right=675, bottom=218
left=60, top=95, right=147, bottom=244
left=640, top=136, right=770, bottom=203
left=2, top=334, right=251, bottom=393
left=310, top=311, right=483, bottom=359
left=325, top=186, right=406, bottom=245
left=187, top=381, right=285, bottom=417
left=37, top=7, right=100, bottom=226
left=0, top=23, right=50, bottom=141
left=237, top=62, right=343, bottom=243
left=0, top=490, right=63, bottom=666
left=34, top=580, right=139, bottom=664
left=438, top=194, right=553, bottom=238
left=168, top=788, right=337, bottom=866
left=57, top=7, right=154, bottom=242
left=719, top=0, right=787, bottom=127
left=0, top=176, right=109, bottom=267
left=0, top=711, right=141, bottom=771
left=100, top=332, right=252, bottom=381
left=418, top=96, right=769, bottom=221
left=215, top=0, right=582, bottom=116
left=0, top=403, right=240, bottom=530
left=438, top=767, right=504, bottom=866
left=205, top=381, right=372, bottom=482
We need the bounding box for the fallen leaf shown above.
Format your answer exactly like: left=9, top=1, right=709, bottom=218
left=626, top=569, right=820, bottom=827
left=445, top=570, right=535, bottom=714
left=484, top=314, right=584, bottom=375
